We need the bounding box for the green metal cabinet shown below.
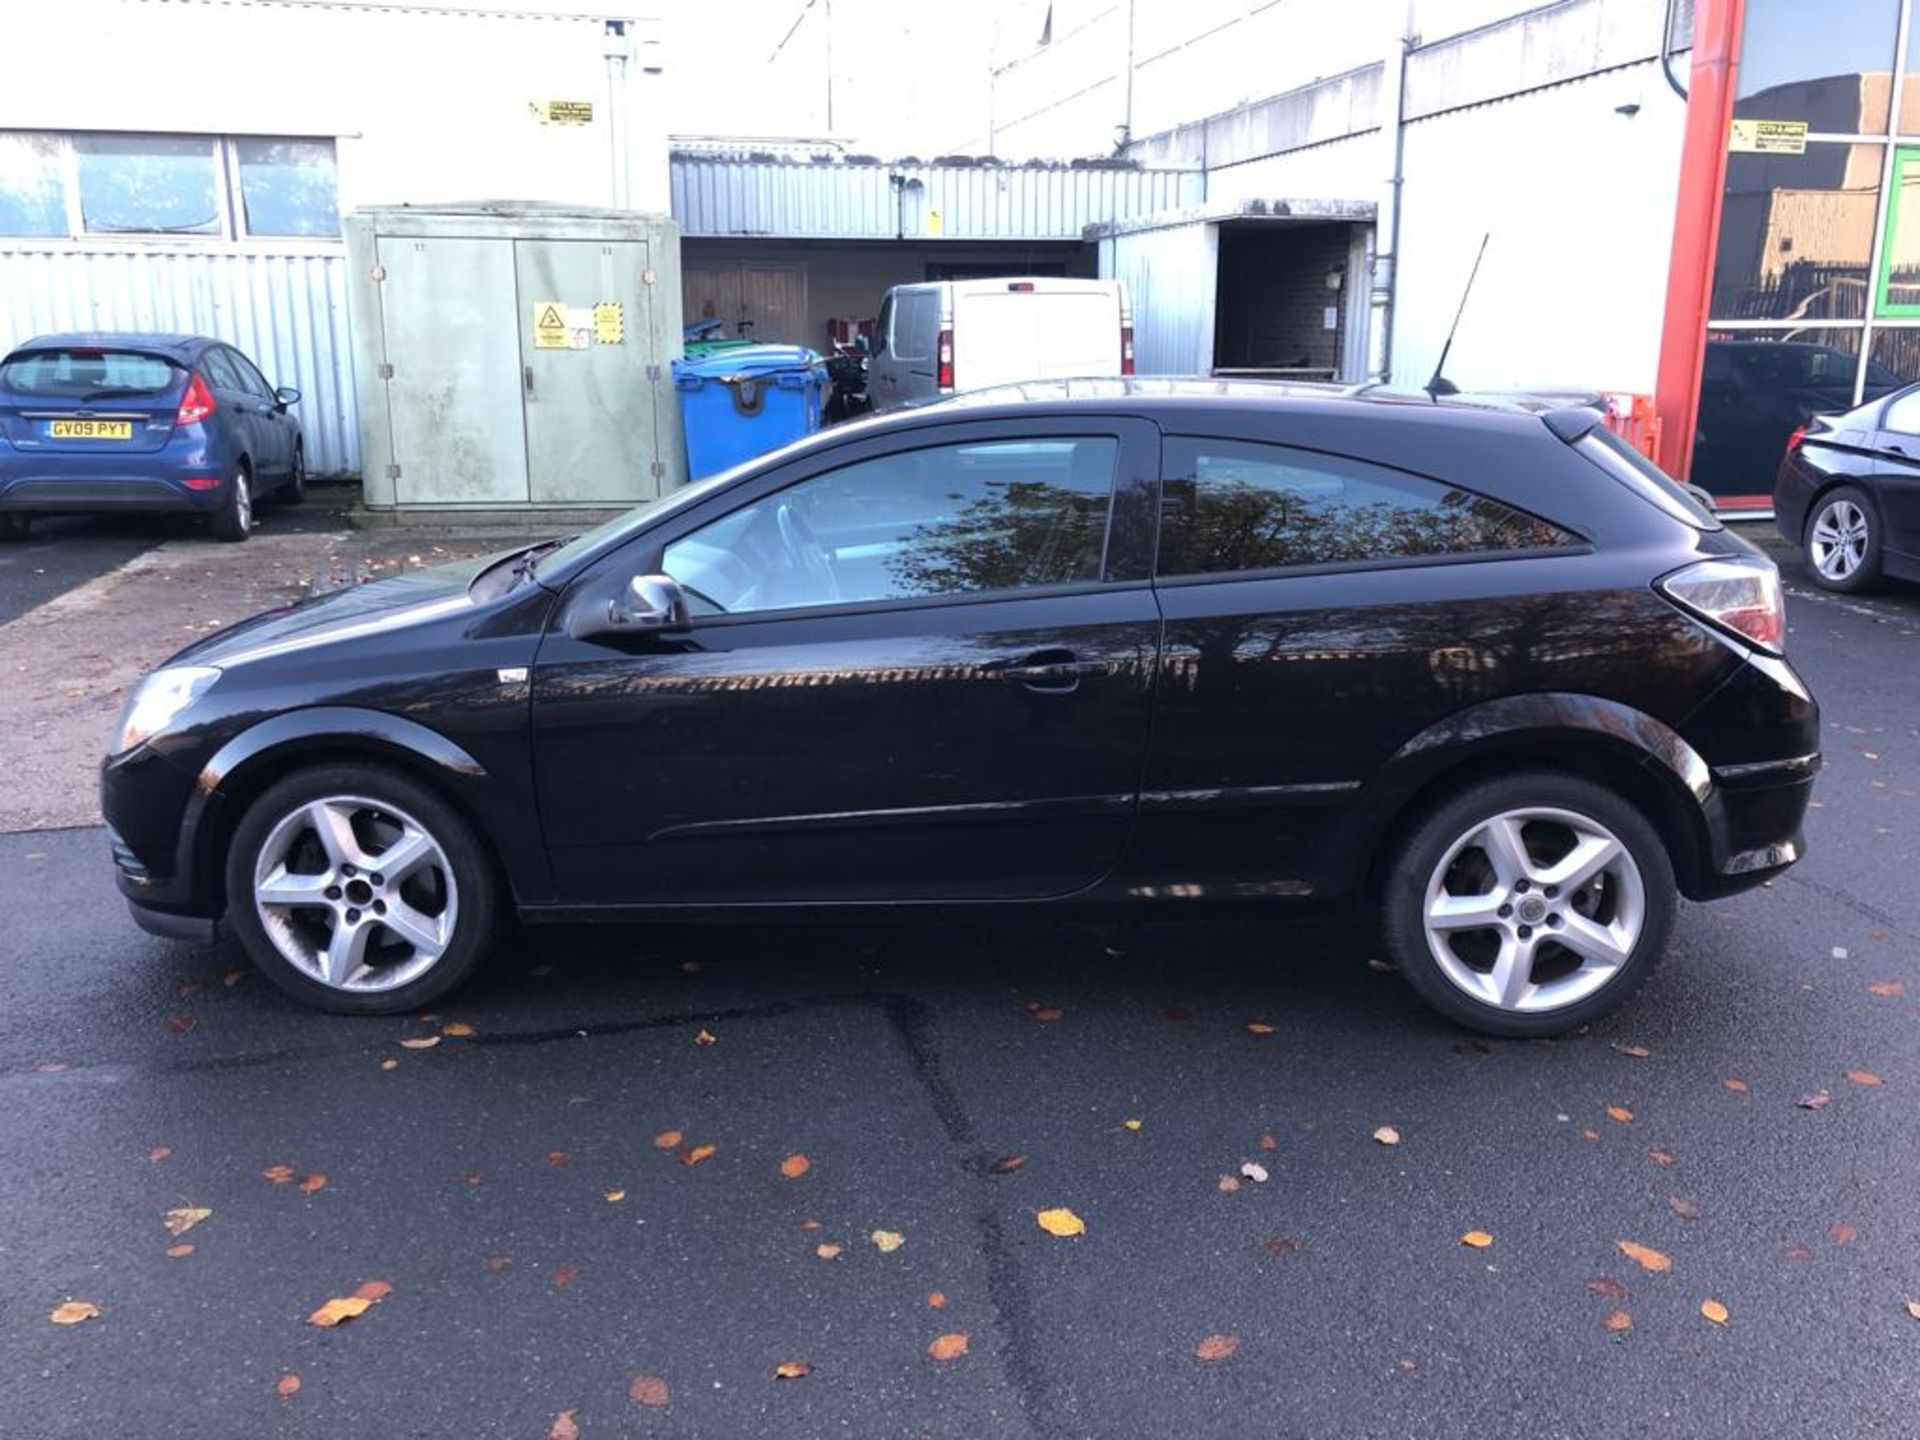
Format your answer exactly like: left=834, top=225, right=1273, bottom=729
left=346, top=205, right=684, bottom=512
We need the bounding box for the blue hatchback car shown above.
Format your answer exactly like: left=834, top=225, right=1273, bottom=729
left=0, top=333, right=305, bottom=542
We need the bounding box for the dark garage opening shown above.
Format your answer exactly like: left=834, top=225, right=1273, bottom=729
left=1214, top=222, right=1354, bottom=380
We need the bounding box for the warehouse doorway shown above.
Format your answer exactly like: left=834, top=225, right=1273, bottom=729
left=1213, top=222, right=1357, bottom=381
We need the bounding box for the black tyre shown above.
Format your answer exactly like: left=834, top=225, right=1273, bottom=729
left=1803, top=484, right=1883, bottom=593
left=210, top=462, right=253, bottom=542
left=283, top=442, right=307, bottom=504
left=1382, top=772, right=1676, bottom=1038
left=223, top=763, right=501, bottom=1014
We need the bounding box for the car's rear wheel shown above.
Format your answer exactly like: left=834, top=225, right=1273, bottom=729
left=0, top=515, right=28, bottom=541
left=1382, top=773, right=1675, bottom=1037
left=224, top=764, right=500, bottom=1014
left=1804, top=485, right=1883, bottom=593
left=210, top=463, right=253, bottom=542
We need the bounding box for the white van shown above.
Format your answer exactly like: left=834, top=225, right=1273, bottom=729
left=867, top=277, right=1132, bottom=412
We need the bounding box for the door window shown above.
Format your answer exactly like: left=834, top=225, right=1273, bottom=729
left=1156, top=437, right=1571, bottom=577
left=891, top=292, right=937, bottom=363
left=663, top=436, right=1119, bottom=616
left=226, top=349, right=275, bottom=399
left=198, top=348, right=244, bottom=392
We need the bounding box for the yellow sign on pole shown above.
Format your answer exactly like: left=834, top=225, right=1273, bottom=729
left=532, top=302, right=570, bottom=350
left=1730, top=119, right=1808, bottom=155
left=531, top=100, right=595, bottom=126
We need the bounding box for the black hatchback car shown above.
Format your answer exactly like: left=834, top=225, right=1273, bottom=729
left=102, top=382, right=1818, bottom=1036
left=1774, top=380, right=1920, bottom=592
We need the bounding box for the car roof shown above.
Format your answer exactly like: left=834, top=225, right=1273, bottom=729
left=6, top=332, right=215, bottom=358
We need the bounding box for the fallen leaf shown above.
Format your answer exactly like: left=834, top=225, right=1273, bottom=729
left=605, top=1189, right=627, bottom=1203
left=1123, top=1118, right=1143, bottom=1131
left=780, top=1153, right=811, bottom=1179
left=815, top=1243, right=842, bottom=1260
left=988, top=1155, right=1025, bottom=1174
left=224, top=970, right=246, bottom=987
left=306, top=1296, right=373, bottom=1328
left=773, top=1361, right=811, bottom=1380
left=1586, top=1277, right=1628, bottom=1299
left=1668, top=1197, right=1702, bottom=1220
left=799, top=1219, right=821, bottom=1231
left=298, top=1173, right=327, bottom=1195
left=1604, top=1309, right=1633, bottom=1333
left=1867, top=981, right=1906, bottom=998
left=163, top=1207, right=211, bottom=1237
left=148, top=1146, right=172, bottom=1163
left=485, top=1255, right=512, bottom=1273
left=1611, top=1042, right=1652, bottom=1058
left=50, top=1301, right=100, bottom=1325
left=1194, top=1334, right=1240, bottom=1362
left=1260, top=1235, right=1302, bottom=1257
left=694, top=1029, right=717, bottom=1046
left=1783, top=1244, right=1813, bottom=1262
left=276, top=1374, right=300, bottom=1398
left=1905, top=1301, right=1920, bottom=1322
left=1246, top=1021, right=1276, bottom=1036
left=1700, top=1299, right=1729, bottom=1325
left=1847, top=1069, right=1884, bottom=1087
left=871, top=1229, right=906, bottom=1253
left=549, top=1411, right=580, bottom=1440
left=653, top=1129, right=684, bottom=1149
left=547, top=1150, right=569, bottom=1166
left=928, top=1290, right=948, bottom=1308
left=1258, top=1133, right=1277, bottom=1151
left=441, top=1022, right=475, bottom=1037
left=1723, top=1079, right=1751, bottom=1094
left=629, top=1374, right=670, bottom=1408
left=465, top=1170, right=482, bottom=1185
left=1217, top=1175, right=1241, bottom=1193
left=681, top=1144, right=715, bottom=1167
left=1032, top=1008, right=1063, bottom=1022
left=1649, top=1149, right=1676, bottom=1166
left=379, top=1058, right=399, bottom=1072
left=1618, top=1241, right=1672, bottom=1273
left=1582, top=1128, right=1601, bottom=1142
left=398, top=1035, right=440, bottom=1050
left=1373, top=1126, right=1401, bottom=1146
left=263, top=1164, right=294, bottom=1185
left=1830, top=1222, right=1858, bottom=1245
left=1607, top=1106, right=1634, bottom=1124
left=928, top=1332, right=970, bottom=1361
left=1366, top=957, right=1395, bottom=972
left=166, top=1015, right=196, bottom=1035
left=553, top=1265, right=579, bottom=1288
left=1036, top=1207, right=1086, bottom=1237
left=1798, top=1090, right=1832, bottom=1110
left=680, top=959, right=703, bottom=973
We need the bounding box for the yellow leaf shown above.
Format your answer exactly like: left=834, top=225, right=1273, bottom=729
left=1460, top=1231, right=1493, bottom=1249
left=1700, top=1299, right=1729, bottom=1325
left=1373, top=1126, right=1401, bottom=1146
left=50, top=1301, right=100, bottom=1325
left=1618, top=1240, right=1672, bottom=1273
left=605, top=1189, right=627, bottom=1203
left=1194, top=1333, right=1240, bottom=1361
left=379, top=1058, right=399, bottom=1071
left=870, top=1229, right=906, bottom=1252
left=306, top=1296, right=373, bottom=1328
left=780, top=1153, right=811, bottom=1179
left=163, top=1206, right=211, bottom=1237
left=1904, top=1301, right=1920, bottom=1322
left=928, top=1332, right=970, bottom=1360
left=1036, top=1207, right=1086, bottom=1238
left=1123, top=1118, right=1143, bottom=1131
left=773, top=1360, right=811, bottom=1379
left=1607, top=1106, right=1634, bottom=1123
left=441, top=1022, right=475, bottom=1037
left=398, top=1035, right=440, bottom=1050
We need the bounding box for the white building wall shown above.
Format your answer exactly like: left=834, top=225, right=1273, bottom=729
left=1204, top=133, right=1382, bottom=207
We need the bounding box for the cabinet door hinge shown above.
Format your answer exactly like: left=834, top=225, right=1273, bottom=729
left=385, top=462, right=402, bottom=481
left=376, top=362, right=394, bottom=380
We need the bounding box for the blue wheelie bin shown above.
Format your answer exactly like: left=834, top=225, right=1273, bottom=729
left=672, top=344, right=825, bottom=480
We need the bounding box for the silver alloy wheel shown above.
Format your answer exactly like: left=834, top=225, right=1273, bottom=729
left=251, top=795, right=459, bottom=993
left=1809, top=497, right=1869, bottom=581
left=233, top=470, right=253, bottom=533
left=1422, top=806, right=1646, bottom=1014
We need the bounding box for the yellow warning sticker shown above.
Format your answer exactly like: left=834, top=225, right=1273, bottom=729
left=533, top=302, right=570, bottom=350
left=1730, top=119, right=1807, bottom=155
left=593, top=302, right=624, bottom=345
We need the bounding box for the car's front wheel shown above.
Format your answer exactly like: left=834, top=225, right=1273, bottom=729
left=224, top=764, right=500, bottom=1014
left=1804, top=485, right=1883, bottom=593
left=1382, top=773, right=1676, bottom=1037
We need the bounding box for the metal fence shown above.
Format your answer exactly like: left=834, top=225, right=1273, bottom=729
left=0, top=244, right=359, bottom=476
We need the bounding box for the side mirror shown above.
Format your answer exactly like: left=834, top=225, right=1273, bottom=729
left=569, top=573, right=690, bottom=641
left=274, top=386, right=301, bottom=408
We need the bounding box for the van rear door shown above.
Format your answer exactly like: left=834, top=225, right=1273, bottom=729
left=950, top=280, right=1123, bottom=391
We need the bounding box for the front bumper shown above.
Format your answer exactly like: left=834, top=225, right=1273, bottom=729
left=103, top=742, right=211, bottom=913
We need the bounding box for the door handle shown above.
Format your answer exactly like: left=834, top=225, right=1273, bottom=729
left=984, top=651, right=1111, bottom=691
left=524, top=366, right=536, bottom=399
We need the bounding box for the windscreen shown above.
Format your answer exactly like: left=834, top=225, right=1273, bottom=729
left=0, top=348, right=181, bottom=398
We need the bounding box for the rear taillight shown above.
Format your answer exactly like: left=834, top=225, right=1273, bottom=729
left=176, top=371, right=216, bottom=426
left=1657, top=557, right=1785, bottom=654
left=1121, top=324, right=1135, bottom=376
left=936, top=328, right=954, bottom=390
left=1785, top=424, right=1807, bottom=454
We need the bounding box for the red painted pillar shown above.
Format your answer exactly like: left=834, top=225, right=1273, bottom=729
left=1653, top=0, right=1747, bottom=479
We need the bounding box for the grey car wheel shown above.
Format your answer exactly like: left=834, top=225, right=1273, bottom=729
left=1805, top=486, right=1882, bottom=593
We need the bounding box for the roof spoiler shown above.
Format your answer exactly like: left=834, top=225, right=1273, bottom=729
left=1542, top=406, right=1605, bottom=444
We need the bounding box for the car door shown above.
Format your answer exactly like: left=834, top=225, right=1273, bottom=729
left=1871, top=388, right=1920, bottom=563
left=225, top=347, right=293, bottom=481
left=529, top=416, right=1162, bottom=906
left=1125, top=431, right=1587, bottom=900
left=197, top=347, right=266, bottom=475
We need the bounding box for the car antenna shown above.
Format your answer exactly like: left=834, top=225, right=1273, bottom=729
left=1424, top=231, right=1490, bottom=399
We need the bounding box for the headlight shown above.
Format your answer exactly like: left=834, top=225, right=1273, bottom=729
left=111, top=666, right=221, bottom=755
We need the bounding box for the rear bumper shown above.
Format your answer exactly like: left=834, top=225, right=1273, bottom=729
left=1689, top=752, right=1818, bottom=899
left=0, top=475, right=223, bottom=514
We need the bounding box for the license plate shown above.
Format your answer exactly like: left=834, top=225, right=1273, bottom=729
left=48, top=420, right=133, bottom=440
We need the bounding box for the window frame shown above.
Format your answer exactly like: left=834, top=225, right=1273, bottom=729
left=1874, top=144, right=1920, bottom=317
left=1149, top=433, right=1585, bottom=588
left=574, top=416, right=1162, bottom=630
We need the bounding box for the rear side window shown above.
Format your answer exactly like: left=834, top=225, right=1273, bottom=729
left=892, top=292, right=937, bottom=363
left=0, top=348, right=179, bottom=398
left=1883, top=388, right=1920, bottom=436
left=1157, top=438, right=1573, bottom=577
left=1575, top=427, right=1720, bottom=530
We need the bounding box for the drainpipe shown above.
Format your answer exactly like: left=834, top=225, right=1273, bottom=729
left=1372, top=2, right=1413, bottom=383
left=604, top=20, right=631, bottom=209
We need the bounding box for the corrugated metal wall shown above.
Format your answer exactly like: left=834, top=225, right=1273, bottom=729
left=673, top=158, right=1203, bottom=240
left=1099, top=222, right=1219, bottom=375
left=0, top=245, right=359, bottom=476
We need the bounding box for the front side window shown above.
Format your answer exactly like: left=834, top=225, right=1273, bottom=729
left=199, top=348, right=244, bottom=391
left=663, top=436, right=1118, bottom=616
left=74, top=134, right=221, bottom=236
left=0, top=132, right=66, bottom=236
left=891, top=292, right=936, bottom=363
left=1157, top=438, right=1570, bottom=577
left=226, top=348, right=275, bottom=398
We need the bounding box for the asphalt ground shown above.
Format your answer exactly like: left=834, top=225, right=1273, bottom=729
left=1, top=538, right=1917, bottom=1439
